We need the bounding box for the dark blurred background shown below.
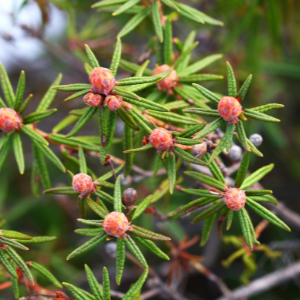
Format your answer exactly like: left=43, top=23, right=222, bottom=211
left=0, top=0, right=299, bottom=299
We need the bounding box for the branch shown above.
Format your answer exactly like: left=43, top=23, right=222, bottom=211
left=217, top=261, right=300, bottom=300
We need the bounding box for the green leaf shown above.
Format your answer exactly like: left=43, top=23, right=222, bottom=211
left=63, top=282, right=91, bottom=300
left=78, top=197, right=86, bottom=219
left=114, top=175, right=122, bottom=212
left=192, top=83, right=220, bottom=105
left=201, top=212, right=217, bottom=246
left=130, top=224, right=170, bottom=241
left=65, top=89, right=91, bottom=103
left=246, top=197, right=290, bottom=231
left=165, top=153, right=176, bottom=194
left=226, top=61, right=237, bottom=97
left=0, top=230, right=31, bottom=240
left=237, top=208, right=253, bottom=250
left=122, top=268, right=148, bottom=300
left=117, top=107, right=140, bottom=131
left=77, top=219, right=102, bottom=227
left=98, top=165, right=124, bottom=181
left=183, top=108, right=220, bottom=117
left=10, top=261, right=19, bottom=299
left=85, top=264, right=104, bottom=300
left=235, top=121, right=250, bottom=151
left=118, top=75, right=164, bottom=86
left=67, top=232, right=108, bottom=260
left=12, top=132, right=25, bottom=174
left=85, top=44, right=100, bottom=68
left=179, top=74, right=223, bottom=83
left=161, top=0, right=179, bottom=11
left=84, top=63, right=93, bottom=75
left=208, top=133, right=227, bottom=163
left=178, top=54, right=223, bottom=77
left=98, top=108, right=107, bottom=165
left=5, top=246, right=34, bottom=284
left=14, top=71, right=25, bottom=111
left=152, top=152, right=161, bottom=180
left=0, top=236, right=28, bottom=250
left=177, top=123, right=207, bottom=138
left=102, top=267, right=111, bottom=300
left=152, top=1, right=163, bottom=42
left=92, top=0, right=127, bottom=9
left=32, top=140, right=66, bottom=173
left=23, top=109, right=57, bottom=124
left=173, top=146, right=206, bottom=166
left=226, top=210, right=234, bottom=230
left=95, top=190, right=115, bottom=205
left=164, top=20, right=173, bottom=66
left=129, top=108, right=152, bottom=133
left=236, top=74, right=252, bottom=101
left=110, top=38, right=122, bottom=77
left=0, top=96, right=7, bottom=108
left=118, top=7, right=151, bottom=38
left=116, top=238, right=125, bottom=285
left=245, top=190, right=272, bottom=196
left=191, top=201, right=225, bottom=224
left=241, top=164, right=274, bottom=189
left=146, top=110, right=199, bottom=125
left=235, top=151, right=251, bottom=188
left=135, top=60, right=150, bottom=77
left=0, top=134, right=12, bottom=172
left=32, top=144, right=51, bottom=190
left=75, top=228, right=105, bottom=237
left=78, top=144, right=87, bottom=174
left=185, top=171, right=227, bottom=191
left=0, top=63, right=15, bottom=108
left=118, top=59, right=152, bottom=76
left=124, top=235, right=148, bottom=268
left=87, top=198, right=109, bottom=218
left=52, top=115, right=78, bottom=133
left=243, top=209, right=260, bottom=245
left=167, top=197, right=219, bottom=219
left=36, top=73, right=62, bottom=112
left=123, top=125, right=133, bottom=177
left=66, top=106, right=98, bottom=138
left=193, top=117, right=225, bottom=139
left=21, top=125, right=49, bottom=145
left=225, top=124, right=235, bottom=152
left=176, top=2, right=223, bottom=26
left=244, top=109, right=280, bottom=122
left=132, top=195, right=153, bottom=221
left=19, top=94, right=33, bottom=114
left=43, top=186, right=77, bottom=195
left=15, top=236, right=56, bottom=244
left=0, top=249, right=18, bottom=279
left=112, top=0, right=140, bottom=15
left=123, top=96, right=169, bottom=112
left=251, top=103, right=284, bottom=113
left=29, top=261, right=62, bottom=288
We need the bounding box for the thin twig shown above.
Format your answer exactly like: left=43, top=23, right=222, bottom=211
left=217, top=261, right=300, bottom=300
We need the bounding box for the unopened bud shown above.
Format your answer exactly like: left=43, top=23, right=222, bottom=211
left=104, top=95, right=122, bottom=111
left=83, top=93, right=103, bottom=107
left=149, top=127, right=173, bottom=152
left=89, top=67, right=117, bottom=95
left=191, top=143, right=207, bottom=158
left=249, top=133, right=263, bottom=147
left=217, top=96, right=242, bottom=124
left=0, top=108, right=23, bottom=133
left=102, top=211, right=132, bottom=238
left=122, top=188, right=137, bottom=206
left=152, top=64, right=178, bottom=93
left=224, top=188, right=246, bottom=211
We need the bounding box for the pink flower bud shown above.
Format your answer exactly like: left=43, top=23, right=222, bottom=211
left=152, top=65, right=178, bottom=93
left=104, top=95, right=122, bottom=111
left=102, top=211, right=132, bottom=238
left=217, top=96, right=242, bottom=124
left=149, top=127, right=173, bottom=152
left=224, top=188, right=246, bottom=211
left=72, top=173, right=97, bottom=197
left=0, top=108, right=22, bottom=133
left=89, top=67, right=117, bottom=96
left=83, top=93, right=103, bottom=107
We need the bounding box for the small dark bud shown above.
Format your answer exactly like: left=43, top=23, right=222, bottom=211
left=122, top=188, right=137, bottom=206
left=191, top=143, right=207, bottom=158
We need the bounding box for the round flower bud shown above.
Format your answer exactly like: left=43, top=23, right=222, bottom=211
left=72, top=173, right=94, bottom=196
left=102, top=211, right=132, bottom=238
left=249, top=133, right=263, bottom=147
left=122, top=188, right=137, bottom=206
left=149, top=127, right=173, bottom=152
left=224, top=188, right=246, bottom=211
left=89, top=67, right=117, bottom=95
left=104, top=95, right=122, bottom=111
left=191, top=143, right=207, bottom=158
left=83, top=93, right=103, bottom=107
left=152, top=65, right=178, bottom=93
left=0, top=108, right=23, bottom=133
left=227, top=145, right=242, bottom=161
left=217, top=96, right=242, bottom=124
